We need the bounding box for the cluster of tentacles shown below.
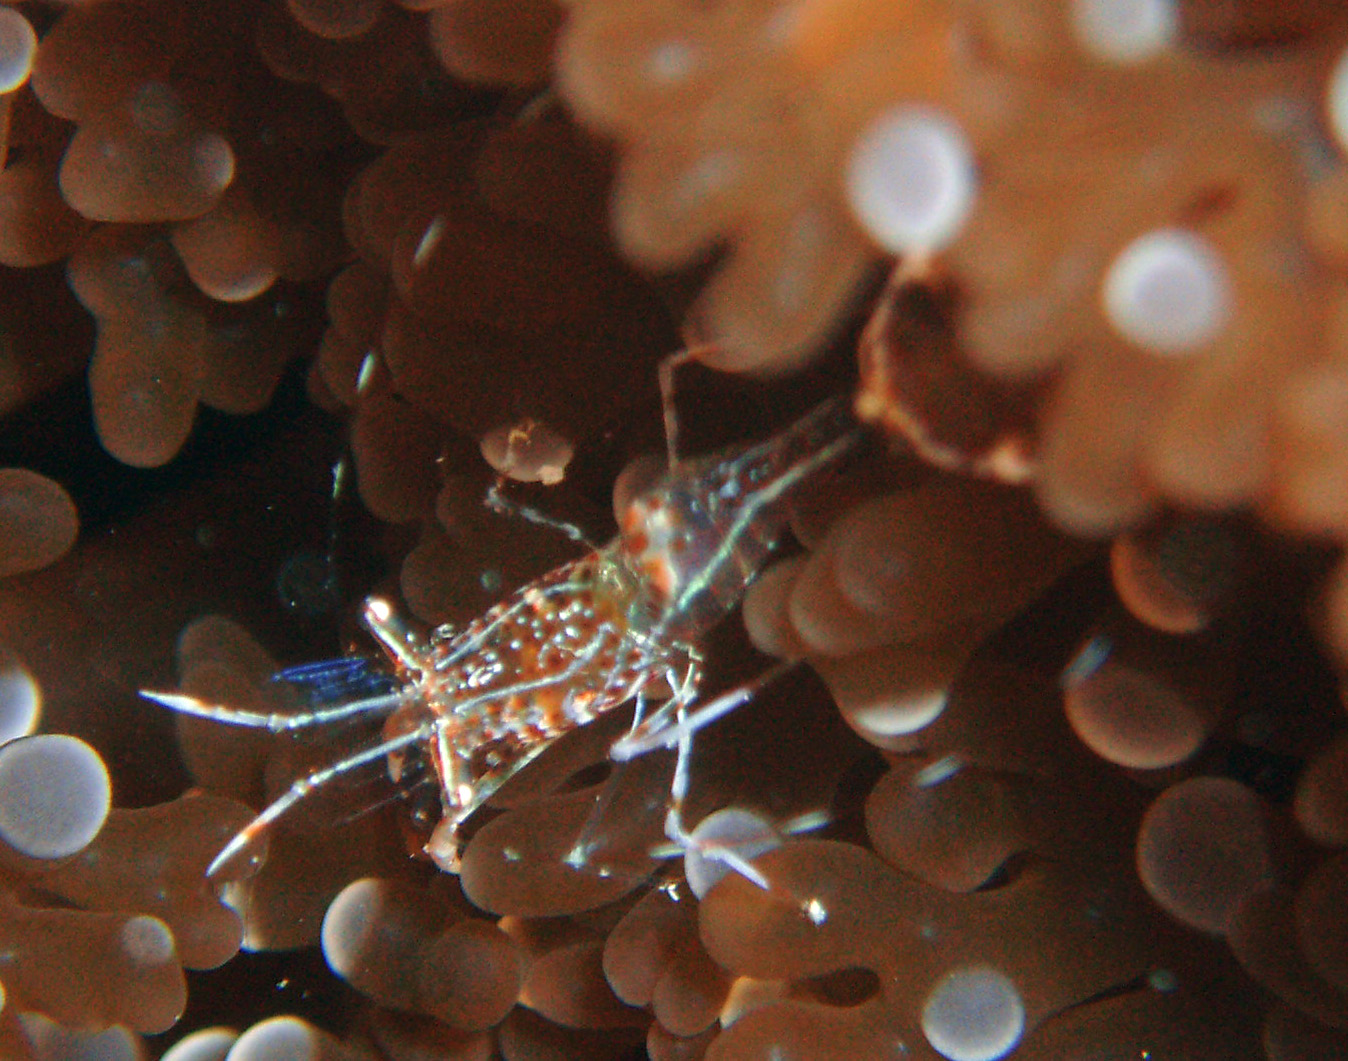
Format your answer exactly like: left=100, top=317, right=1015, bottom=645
left=1, top=1, right=1348, bottom=1059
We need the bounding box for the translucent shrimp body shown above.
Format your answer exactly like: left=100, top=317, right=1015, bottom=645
left=366, top=545, right=680, bottom=870
left=148, top=394, right=862, bottom=878
left=620, top=394, right=858, bottom=641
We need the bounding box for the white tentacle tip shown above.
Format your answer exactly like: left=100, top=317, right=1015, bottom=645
left=846, top=105, right=977, bottom=256
left=1102, top=228, right=1231, bottom=355
left=1070, top=0, right=1176, bottom=63
left=681, top=807, right=782, bottom=898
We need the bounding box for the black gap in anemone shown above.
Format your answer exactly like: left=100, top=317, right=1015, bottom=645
left=151, top=947, right=360, bottom=1058
left=790, top=966, right=882, bottom=1008
left=0, top=357, right=331, bottom=535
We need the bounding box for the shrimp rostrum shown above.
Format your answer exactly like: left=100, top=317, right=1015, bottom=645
left=146, top=393, right=862, bottom=888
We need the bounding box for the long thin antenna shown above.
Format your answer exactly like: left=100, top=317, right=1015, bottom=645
left=142, top=688, right=406, bottom=733
left=206, top=722, right=433, bottom=878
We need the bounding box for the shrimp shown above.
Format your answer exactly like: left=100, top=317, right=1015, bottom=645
left=146, top=391, right=862, bottom=886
